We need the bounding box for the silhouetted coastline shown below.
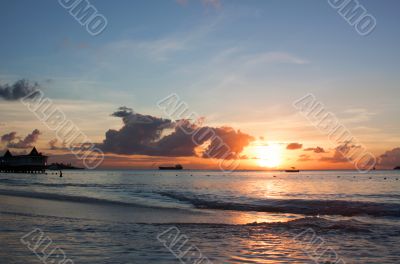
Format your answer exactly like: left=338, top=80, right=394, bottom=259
left=0, top=147, right=47, bottom=173
left=47, top=163, right=84, bottom=170
left=0, top=147, right=82, bottom=173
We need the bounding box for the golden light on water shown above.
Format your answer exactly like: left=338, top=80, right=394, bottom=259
left=255, top=143, right=283, bottom=168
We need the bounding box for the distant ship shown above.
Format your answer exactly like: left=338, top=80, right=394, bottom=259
left=285, top=167, right=300, bottom=173
left=159, top=164, right=183, bottom=170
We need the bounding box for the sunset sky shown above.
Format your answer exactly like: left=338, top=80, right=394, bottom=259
left=1, top=0, right=400, bottom=170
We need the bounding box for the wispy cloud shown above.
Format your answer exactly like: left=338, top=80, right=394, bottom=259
left=304, top=146, right=327, bottom=153
left=175, top=0, right=222, bottom=9
left=243, top=52, right=309, bottom=66
left=104, top=38, right=187, bottom=61
left=298, top=154, right=313, bottom=162
left=340, top=108, right=376, bottom=124
left=202, top=0, right=221, bottom=9
left=100, top=16, right=221, bottom=62
left=176, top=0, right=188, bottom=6
left=209, top=49, right=309, bottom=69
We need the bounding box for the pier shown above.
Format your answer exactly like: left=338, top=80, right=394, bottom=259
left=0, top=147, right=48, bottom=174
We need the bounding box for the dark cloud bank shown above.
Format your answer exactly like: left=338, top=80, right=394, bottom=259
left=1, top=129, right=41, bottom=150
left=317, top=143, right=400, bottom=169
left=97, top=107, right=254, bottom=159
left=0, top=79, right=40, bottom=101
left=379, top=148, right=400, bottom=168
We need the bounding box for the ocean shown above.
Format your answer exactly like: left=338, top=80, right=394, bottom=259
left=0, top=170, right=399, bottom=263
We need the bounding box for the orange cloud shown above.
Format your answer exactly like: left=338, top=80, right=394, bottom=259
left=304, top=146, right=327, bottom=153
left=286, top=142, right=303, bottom=150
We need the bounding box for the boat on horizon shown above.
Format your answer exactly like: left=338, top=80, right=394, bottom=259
left=159, top=164, right=183, bottom=170
left=285, top=167, right=300, bottom=173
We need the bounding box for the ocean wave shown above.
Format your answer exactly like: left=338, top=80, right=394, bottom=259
left=2, top=208, right=399, bottom=237
left=249, top=217, right=376, bottom=233
left=0, top=189, right=165, bottom=209
left=158, top=192, right=400, bottom=217
left=162, top=217, right=399, bottom=236
left=0, top=210, right=378, bottom=234
left=279, top=192, right=400, bottom=200
left=0, top=179, right=146, bottom=189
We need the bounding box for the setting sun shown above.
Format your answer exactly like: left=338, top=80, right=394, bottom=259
left=255, top=143, right=283, bottom=168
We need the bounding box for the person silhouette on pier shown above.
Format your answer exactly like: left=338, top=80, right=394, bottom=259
left=59, top=170, right=63, bottom=178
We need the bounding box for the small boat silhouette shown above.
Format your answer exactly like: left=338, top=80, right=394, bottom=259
left=285, top=167, right=300, bottom=173
left=159, top=164, right=183, bottom=170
